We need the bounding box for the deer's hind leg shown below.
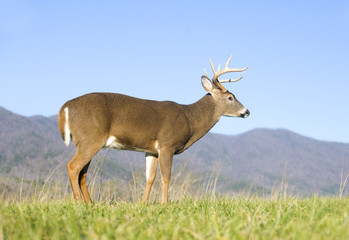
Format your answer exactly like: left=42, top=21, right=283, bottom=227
left=67, top=144, right=101, bottom=203
left=79, top=161, right=92, bottom=203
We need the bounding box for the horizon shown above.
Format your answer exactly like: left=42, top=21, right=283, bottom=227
left=1, top=103, right=347, bottom=144
left=1, top=1, right=348, bottom=143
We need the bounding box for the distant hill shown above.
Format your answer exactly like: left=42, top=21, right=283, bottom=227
left=181, top=128, right=349, bottom=195
left=0, top=106, right=348, bottom=197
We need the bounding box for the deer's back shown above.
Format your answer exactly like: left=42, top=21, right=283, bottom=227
left=59, top=92, right=192, bottom=154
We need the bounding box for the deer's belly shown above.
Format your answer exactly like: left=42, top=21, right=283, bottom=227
left=104, top=136, right=152, bottom=153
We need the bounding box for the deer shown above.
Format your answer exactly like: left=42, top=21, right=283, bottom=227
left=57, top=56, right=250, bottom=204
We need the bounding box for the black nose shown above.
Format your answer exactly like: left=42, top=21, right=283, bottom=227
left=241, top=109, right=250, bottom=118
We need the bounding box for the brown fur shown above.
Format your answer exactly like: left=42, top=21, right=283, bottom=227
left=58, top=76, right=249, bottom=203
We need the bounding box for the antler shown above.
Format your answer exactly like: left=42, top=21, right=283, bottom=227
left=207, top=56, right=248, bottom=93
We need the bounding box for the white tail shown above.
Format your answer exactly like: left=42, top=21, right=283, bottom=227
left=58, top=56, right=249, bottom=203
left=63, top=107, right=71, bottom=146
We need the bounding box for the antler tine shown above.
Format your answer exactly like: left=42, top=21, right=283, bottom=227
left=218, top=66, right=248, bottom=83
left=225, top=55, right=232, bottom=68
left=209, top=56, right=248, bottom=93
left=218, top=76, right=243, bottom=83
left=204, top=69, right=209, bottom=78
left=209, top=58, right=216, bottom=73
left=220, top=56, right=248, bottom=73
left=209, top=58, right=228, bottom=92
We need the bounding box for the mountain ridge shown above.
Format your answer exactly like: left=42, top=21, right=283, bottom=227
left=0, top=106, right=348, bottom=197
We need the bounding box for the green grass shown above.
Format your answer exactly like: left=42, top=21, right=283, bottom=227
left=1, top=197, right=348, bottom=239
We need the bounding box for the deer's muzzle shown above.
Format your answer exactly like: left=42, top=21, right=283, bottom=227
left=240, top=109, right=250, bottom=118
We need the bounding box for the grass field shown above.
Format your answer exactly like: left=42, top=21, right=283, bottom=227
left=1, top=163, right=348, bottom=239
left=1, top=197, right=348, bottom=240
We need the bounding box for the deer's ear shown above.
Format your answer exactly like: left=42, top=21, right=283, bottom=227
left=201, top=76, right=214, bottom=93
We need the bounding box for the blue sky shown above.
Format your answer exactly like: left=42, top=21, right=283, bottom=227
left=1, top=1, right=348, bottom=142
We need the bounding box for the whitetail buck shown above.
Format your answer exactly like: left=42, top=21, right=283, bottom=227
left=58, top=56, right=250, bottom=203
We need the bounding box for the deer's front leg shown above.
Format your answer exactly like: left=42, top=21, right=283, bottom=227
left=158, top=148, right=174, bottom=204
left=143, top=153, right=158, bottom=202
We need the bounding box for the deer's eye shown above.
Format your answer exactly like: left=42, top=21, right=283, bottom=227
left=228, top=96, right=234, bottom=101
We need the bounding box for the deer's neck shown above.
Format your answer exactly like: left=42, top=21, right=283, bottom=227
left=182, top=94, right=220, bottom=150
